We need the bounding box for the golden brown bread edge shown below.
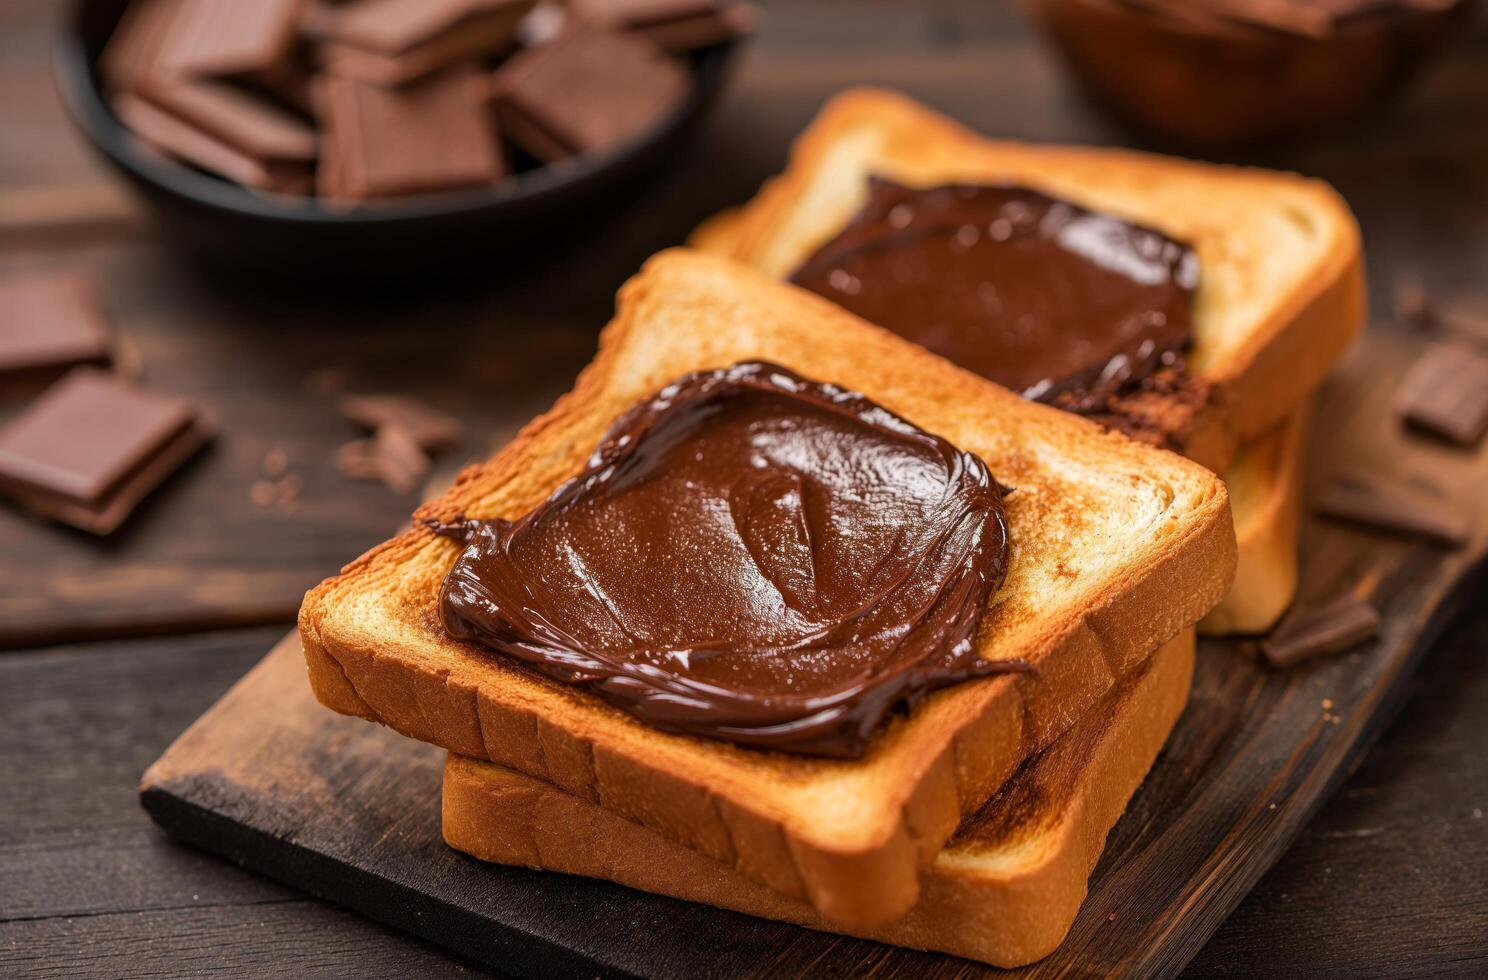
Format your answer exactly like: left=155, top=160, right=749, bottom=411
left=1200, top=408, right=1307, bottom=636
left=300, top=249, right=1236, bottom=927
left=689, top=87, right=1367, bottom=472
left=444, top=629, right=1196, bottom=969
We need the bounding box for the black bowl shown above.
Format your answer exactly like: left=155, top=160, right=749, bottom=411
left=53, top=0, right=742, bottom=284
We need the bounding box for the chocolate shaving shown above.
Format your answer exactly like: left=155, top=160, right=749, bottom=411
left=372, top=424, right=431, bottom=494
left=1395, top=341, right=1488, bottom=447
left=1262, top=593, right=1380, bottom=669
left=336, top=393, right=462, bottom=451
left=1315, top=470, right=1469, bottom=547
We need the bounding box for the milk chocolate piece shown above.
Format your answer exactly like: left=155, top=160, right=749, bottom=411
left=159, top=0, right=307, bottom=78
left=99, top=0, right=190, bottom=90
left=568, top=0, right=758, bottom=52
left=791, top=178, right=1199, bottom=420
left=315, top=67, right=503, bottom=199
left=1316, top=470, right=1469, bottom=547
left=433, top=361, right=1021, bottom=758
left=315, top=0, right=534, bottom=86
left=112, top=92, right=312, bottom=193
left=337, top=393, right=462, bottom=451
left=0, top=369, right=210, bottom=534
left=1261, top=594, right=1380, bottom=669
left=491, top=27, right=688, bottom=162
left=136, top=77, right=317, bottom=163
left=1395, top=341, right=1488, bottom=447
left=0, top=274, right=113, bottom=390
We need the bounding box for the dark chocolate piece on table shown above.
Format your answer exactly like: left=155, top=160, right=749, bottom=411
left=1395, top=341, right=1488, bottom=447
left=336, top=393, right=462, bottom=451
left=0, top=274, right=114, bottom=391
left=491, top=27, right=689, bottom=163
left=315, top=65, right=504, bottom=200
left=0, top=369, right=211, bottom=534
left=1315, top=469, right=1470, bottom=547
left=1261, top=593, right=1380, bottom=669
left=157, top=0, right=307, bottom=78
left=567, top=0, right=758, bottom=52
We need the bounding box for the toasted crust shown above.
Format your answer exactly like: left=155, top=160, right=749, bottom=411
left=1200, top=408, right=1307, bottom=636
left=443, top=629, right=1196, bottom=968
left=299, top=249, right=1234, bottom=927
left=697, top=87, right=1365, bottom=471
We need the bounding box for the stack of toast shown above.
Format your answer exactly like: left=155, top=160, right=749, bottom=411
left=299, top=90, right=1364, bottom=966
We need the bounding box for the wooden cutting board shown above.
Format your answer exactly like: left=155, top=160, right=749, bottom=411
left=140, top=329, right=1488, bottom=979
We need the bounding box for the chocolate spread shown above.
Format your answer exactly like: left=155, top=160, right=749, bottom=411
left=432, top=361, right=1023, bottom=758
left=790, top=178, right=1199, bottom=417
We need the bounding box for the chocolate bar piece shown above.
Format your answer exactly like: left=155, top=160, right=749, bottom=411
left=0, top=274, right=114, bottom=391
left=0, top=369, right=211, bottom=534
left=99, top=0, right=190, bottom=90
left=313, top=0, right=534, bottom=84
left=568, top=0, right=757, bottom=53
left=1261, top=593, right=1380, bottom=669
left=1315, top=470, right=1470, bottom=547
left=315, top=66, right=504, bottom=199
left=159, top=0, right=307, bottom=78
left=1395, top=341, right=1488, bottom=447
left=136, top=77, right=318, bottom=163
left=112, top=92, right=312, bottom=193
left=492, top=27, right=688, bottom=162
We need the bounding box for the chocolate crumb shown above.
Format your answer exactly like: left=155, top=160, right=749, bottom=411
left=263, top=446, right=289, bottom=477
left=1261, top=593, right=1380, bottom=669
left=373, top=424, right=430, bottom=494
left=251, top=479, right=276, bottom=508
left=337, top=392, right=462, bottom=452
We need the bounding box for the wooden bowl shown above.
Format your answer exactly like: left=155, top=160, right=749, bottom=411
left=1020, top=0, right=1472, bottom=149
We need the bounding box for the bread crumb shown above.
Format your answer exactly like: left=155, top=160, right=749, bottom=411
left=1268, top=803, right=1277, bottom=810
left=1321, top=698, right=1333, bottom=710
left=250, top=480, right=275, bottom=508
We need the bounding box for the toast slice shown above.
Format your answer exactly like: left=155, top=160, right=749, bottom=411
left=443, top=628, right=1197, bottom=968
left=299, top=249, right=1235, bottom=927
left=691, top=87, right=1365, bottom=471
left=1200, top=408, right=1307, bottom=636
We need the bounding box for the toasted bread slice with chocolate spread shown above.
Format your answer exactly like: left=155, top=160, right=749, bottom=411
left=691, top=202, right=1313, bottom=638
left=1200, top=408, right=1307, bottom=635
left=443, top=629, right=1195, bottom=968
left=299, top=249, right=1235, bottom=927
left=689, top=87, right=1365, bottom=472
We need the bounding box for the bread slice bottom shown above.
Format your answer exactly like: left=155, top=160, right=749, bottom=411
left=1200, top=407, right=1306, bottom=636
left=442, top=629, right=1195, bottom=968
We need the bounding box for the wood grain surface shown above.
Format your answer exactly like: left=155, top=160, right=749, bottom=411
left=3, top=0, right=1487, bottom=977
left=136, top=329, right=1488, bottom=979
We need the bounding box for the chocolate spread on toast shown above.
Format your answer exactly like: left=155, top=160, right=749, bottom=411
left=791, top=178, right=1200, bottom=423
left=431, top=361, right=1021, bottom=758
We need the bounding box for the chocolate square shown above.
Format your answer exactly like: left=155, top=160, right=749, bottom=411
left=136, top=77, right=318, bottom=163
left=567, top=0, right=756, bottom=52
left=112, top=92, right=312, bottom=194
left=315, top=65, right=503, bottom=199
left=0, top=274, right=113, bottom=391
left=312, top=0, right=535, bottom=85
left=0, top=369, right=211, bottom=534
left=491, top=27, right=688, bottom=162
left=159, top=0, right=307, bottom=78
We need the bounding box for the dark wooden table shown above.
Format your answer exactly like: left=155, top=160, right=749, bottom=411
left=2, top=2, right=1485, bottom=977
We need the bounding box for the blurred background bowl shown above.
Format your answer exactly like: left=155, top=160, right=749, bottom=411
left=53, top=0, right=744, bottom=285
left=1019, top=0, right=1472, bottom=150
